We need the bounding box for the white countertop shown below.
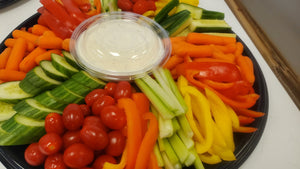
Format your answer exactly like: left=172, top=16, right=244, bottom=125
left=0, top=0, right=299, bottom=169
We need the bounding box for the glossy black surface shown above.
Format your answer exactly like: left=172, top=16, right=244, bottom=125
left=0, top=13, right=269, bottom=169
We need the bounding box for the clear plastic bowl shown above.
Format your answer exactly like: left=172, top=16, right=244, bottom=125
left=70, top=11, right=171, bottom=81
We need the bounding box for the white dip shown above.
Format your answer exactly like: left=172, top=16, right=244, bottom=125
left=75, top=19, right=165, bottom=76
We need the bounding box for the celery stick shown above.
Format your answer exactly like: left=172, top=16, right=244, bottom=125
left=192, top=149, right=205, bottom=169
left=184, top=150, right=196, bottom=167
left=172, top=118, right=181, bottom=132
left=162, top=152, right=176, bottom=169
left=177, top=128, right=194, bottom=149
left=168, top=133, right=189, bottom=164
left=163, top=139, right=181, bottom=167
left=135, top=78, right=175, bottom=119
left=177, top=114, right=194, bottom=138
left=152, top=105, right=174, bottom=138
left=154, top=143, right=165, bottom=167
left=157, top=136, right=166, bottom=152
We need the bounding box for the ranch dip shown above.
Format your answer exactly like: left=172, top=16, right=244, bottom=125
left=75, top=18, right=165, bottom=77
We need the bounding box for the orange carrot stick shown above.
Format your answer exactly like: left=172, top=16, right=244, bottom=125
left=35, top=49, right=62, bottom=64
left=117, top=98, right=143, bottom=169
left=5, top=38, right=35, bottom=52
left=12, top=30, right=39, bottom=44
left=5, top=38, right=27, bottom=70
left=62, top=38, right=71, bottom=51
left=37, top=35, right=63, bottom=49
left=186, top=32, right=236, bottom=45
left=0, top=69, right=26, bottom=81
left=31, top=24, right=50, bottom=36
left=172, top=40, right=213, bottom=57
left=212, top=50, right=236, bottom=63
left=0, top=48, right=12, bottom=69
left=134, top=112, right=159, bottom=169
left=163, top=55, right=184, bottom=70
left=19, top=47, right=47, bottom=72
left=234, top=42, right=244, bottom=56
left=212, top=43, right=237, bottom=54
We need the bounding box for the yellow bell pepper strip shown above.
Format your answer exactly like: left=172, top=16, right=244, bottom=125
left=205, top=88, right=235, bottom=152
left=199, top=151, right=222, bottom=165
left=117, top=98, right=143, bottom=169
left=211, top=144, right=236, bottom=161
left=226, top=105, right=240, bottom=130
left=135, top=112, right=159, bottom=169
left=103, top=147, right=128, bottom=169
left=180, top=0, right=199, bottom=6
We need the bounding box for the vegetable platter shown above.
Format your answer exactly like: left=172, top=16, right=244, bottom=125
left=0, top=0, right=268, bottom=169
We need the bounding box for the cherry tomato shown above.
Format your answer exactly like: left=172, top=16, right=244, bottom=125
left=104, top=82, right=117, bottom=96
left=132, top=0, right=149, bottom=15
left=44, top=153, right=67, bottom=169
left=114, top=81, right=132, bottom=99
left=83, top=116, right=109, bottom=132
left=85, top=89, right=108, bottom=106
left=24, top=142, right=46, bottom=166
left=92, top=155, right=117, bottom=169
left=80, top=125, right=109, bottom=150
left=45, top=113, right=65, bottom=135
left=105, top=130, right=126, bottom=157
left=117, top=0, right=133, bottom=11
left=62, top=104, right=85, bottom=131
left=62, top=130, right=82, bottom=149
left=100, top=105, right=126, bottom=130
left=79, top=104, right=91, bottom=116
left=92, top=95, right=115, bottom=115
left=39, top=133, right=63, bottom=155
left=147, top=0, right=156, bottom=10
left=63, top=143, right=94, bottom=168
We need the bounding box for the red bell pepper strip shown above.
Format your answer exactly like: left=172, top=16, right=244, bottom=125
left=61, top=0, right=87, bottom=23
left=238, top=115, right=255, bottom=125
left=134, top=112, right=159, bottom=169
left=233, top=107, right=265, bottom=118
left=233, top=126, right=257, bottom=133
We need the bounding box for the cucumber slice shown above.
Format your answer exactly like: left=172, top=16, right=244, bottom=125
left=176, top=3, right=224, bottom=20
left=155, top=0, right=179, bottom=23
left=0, top=101, right=16, bottom=122
left=13, top=98, right=62, bottom=120
left=62, top=50, right=81, bottom=70
left=189, top=19, right=232, bottom=33
left=62, top=79, right=93, bottom=97
left=51, top=53, right=79, bottom=77
left=71, top=70, right=106, bottom=89
left=164, top=10, right=192, bottom=37
left=0, top=81, right=33, bottom=104
left=201, top=9, right=225, bottom=20
left=40, top=60, right=69, bottom=81
left=0, top=114, right=45, bottom=145
left=34, top=91, right=67, bottom=111
left=19, top=66, right=62, bottom=95
left=50, top=85, right=84, bottom=104
left=204, top=32, right=237, bottom=38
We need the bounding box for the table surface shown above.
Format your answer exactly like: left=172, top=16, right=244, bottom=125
left=0, top=1, right=299, bottom=169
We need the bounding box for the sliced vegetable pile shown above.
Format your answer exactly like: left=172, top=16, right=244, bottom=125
left=0, top=0, right=267, bottom=169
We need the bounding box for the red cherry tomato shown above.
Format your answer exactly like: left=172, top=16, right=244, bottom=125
left=114, top=81, right=132, bottom=99
left=63, top=143, right=94, bottom=168
left=83, top=116, right=109, bottom=132
left=132, top=0, right=150, bottom=15
left=80, top=125, right=109, bottom=151
left=100, top=105, right=126, bottom=130
left=62, top=130, right=82, bottom=149
left=24, top=142, right=46, bottom=166
left=45, top=113, right=65, bottom=135
left=85, top=89, right=108, bottom=106
left=92, top=95, right=115, bottom=115
left=38, top=133, right=63, bottom=155
left=105, top=130, right=126, bottom=157
left=62, top=104, right=85, bottom=131
left=92, top=155, right=117, bottom=169
left=44, top=153, right=67, bottom=169
left=147, top=0, right=156, bottom=10
left=79, top=104, right=91, bottom=116
left=117, top=0, right=133, bottom=11
left=104, top=82, right=117, bottom=96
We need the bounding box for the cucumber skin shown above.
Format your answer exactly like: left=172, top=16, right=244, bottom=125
left=51, top=54, right=79, bottom=77
left=0, top=81, right=33, bottom=104
left=62, top=79, right=93, bottom=97
left=40, top=60, right=69, bottom=81
left=71, top=70, right=106, bottom=89
left=19, top=79, right=44, bottom=96
left=34, top=91, right=67, bottom=111
left=50, top=85, right=84, bottom=104
left=155, top=0, right=179, bottom=23
left=62, top=51, right=82, bottom=70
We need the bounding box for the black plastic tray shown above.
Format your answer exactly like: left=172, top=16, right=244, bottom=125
left=0, top=0, right=20, bottom=9
left=0, top=13, right=269, bottom=169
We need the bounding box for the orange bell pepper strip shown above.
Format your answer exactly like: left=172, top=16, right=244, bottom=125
left=117, top=98, right=143, bottom=169
left=132, top=92, right=150, bottom=137
left=234, top=126, right=257, bottom=133
left=135, top=112, right=159, bottom=169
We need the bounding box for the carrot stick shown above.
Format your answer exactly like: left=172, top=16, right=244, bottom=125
left=193, top=57, right=233, bottom=63
left=19, top=47, right=47, bottom=72
left=212, top=50, right=235, bottom=63
left=186, top=32, right=236, bottom=45
left=62, top=38, right=71, bottom=51
left=0, top=69, right=26, bottom=81
left=34, top=49, right=62, bottom=64
left=37, top=35, right=63, bottom=49
left=117, top=98, right=143, bottom=169
left=5, top=38, right=35, bottom=52
left=0, top=48, right=12, bottom=69
left=163, top=55, right=184, bottom=70
left=236, top=55, right=255, bottom=84
left=134, top=112, right=159, bottom=169
left=31, top=24, right=50, bottom=35
left=172, top=40, right=213, bottom=57
left=212, top=43, right=237, bottom=54
left=5, top=38, right=27, bottom=70
left=234, top=42, right=244, bottom=56
left=12, top=30, right=39, bottom=44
